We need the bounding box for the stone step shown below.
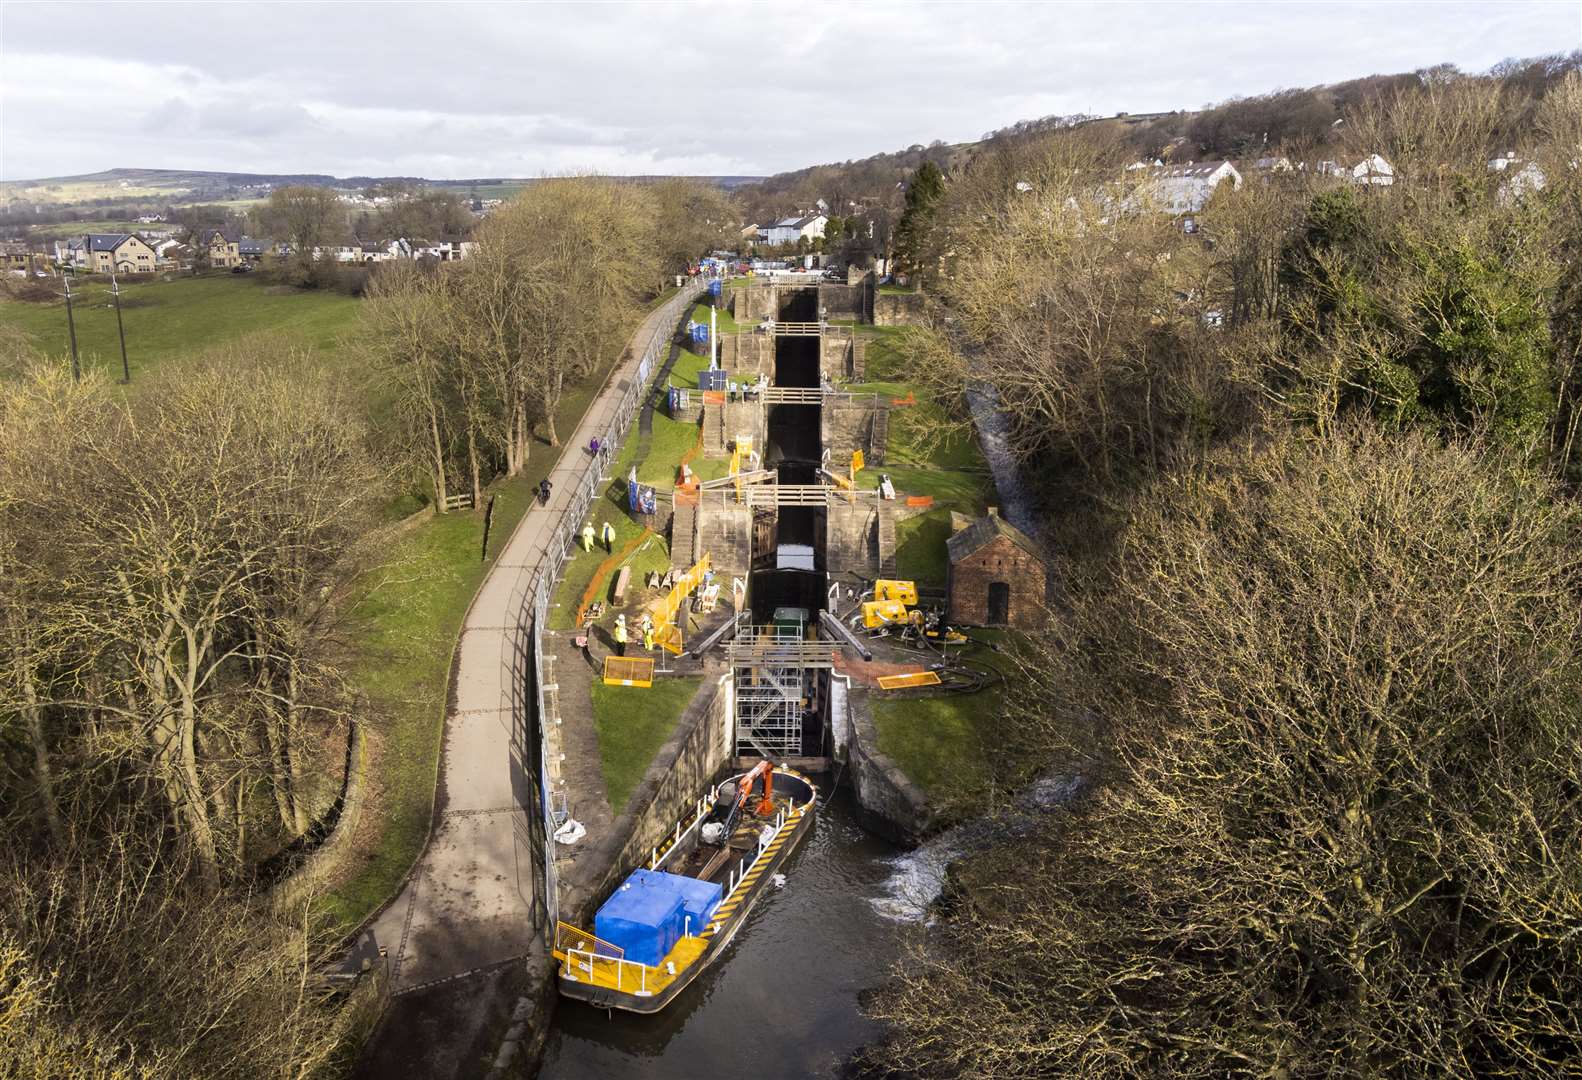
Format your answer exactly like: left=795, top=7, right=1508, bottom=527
left=670, top=501, right=697, bottom=570
left=870, top=408, right=889, bottom=464
left=703, top=402, right=725, bottom=454
left=877, top=506, right=897, bottom=575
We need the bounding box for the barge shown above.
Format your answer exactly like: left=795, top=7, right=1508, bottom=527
left=553, top=763, right=817, bottom=1013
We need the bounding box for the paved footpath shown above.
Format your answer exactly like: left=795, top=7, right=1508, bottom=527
left=369, top=290, right=695, bottom=994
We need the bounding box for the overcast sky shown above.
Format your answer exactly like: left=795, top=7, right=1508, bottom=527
left=1, top=1, right=1576, bottom=182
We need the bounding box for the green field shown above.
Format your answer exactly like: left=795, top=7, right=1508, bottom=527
left=0, top=273, right=362, bottom=388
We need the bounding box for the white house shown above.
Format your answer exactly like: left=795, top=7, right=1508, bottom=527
left=1147, top=161, right=1242, bottom=215
left=759, top=213, right=829, bottom=245
left=1351, top=153, right=1394, bottom=186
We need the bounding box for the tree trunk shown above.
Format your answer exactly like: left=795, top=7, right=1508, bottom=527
left=284, top=665, right=309, bottom=836
left=17, top=657, right=65, bottom=847
left=429, top=406, right=448, bottom=513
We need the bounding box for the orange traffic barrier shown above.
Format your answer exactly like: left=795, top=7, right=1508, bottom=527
left=905, top=495, right=934, bottom=508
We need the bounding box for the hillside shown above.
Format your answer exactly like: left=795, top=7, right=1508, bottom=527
left=734, top=50, right=1580, bottom=222
left=0, top=167, right=763, bottom=208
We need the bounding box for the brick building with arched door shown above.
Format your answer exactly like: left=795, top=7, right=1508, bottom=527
left=945, top=508, right=1046, bottom=630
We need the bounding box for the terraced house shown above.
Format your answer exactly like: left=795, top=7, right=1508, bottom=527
left=56, top=233, right=158, bottom=273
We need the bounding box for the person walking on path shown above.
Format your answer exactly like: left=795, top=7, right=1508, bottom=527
left=581, top=522, right=595, bottom=552
left=601, top=520, right=616, bottom=552
left=614, top=614, right=628, bottom=657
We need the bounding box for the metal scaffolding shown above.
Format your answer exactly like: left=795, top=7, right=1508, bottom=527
left=731, top=624, right=823, bottom=756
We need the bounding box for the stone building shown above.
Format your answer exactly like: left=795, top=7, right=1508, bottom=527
left=945, top=509, right=1046, bottom=629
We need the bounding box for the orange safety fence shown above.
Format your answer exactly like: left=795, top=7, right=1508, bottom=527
left=905, top=495, right=934, bottom=508
left=890, top=392, right=917, bottom=407
left=702, top=390, right=726, bottom=406
left=574, top=528, right=654, bottom=628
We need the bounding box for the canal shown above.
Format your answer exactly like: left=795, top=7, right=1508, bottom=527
left=538, top=785, right=910, bottom=1079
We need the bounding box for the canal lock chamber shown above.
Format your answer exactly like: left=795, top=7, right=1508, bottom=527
left=735, top=312, right=832, bottom=761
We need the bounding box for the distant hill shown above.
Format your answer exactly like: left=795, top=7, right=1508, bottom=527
left=0, top=167, right=764, bottom=208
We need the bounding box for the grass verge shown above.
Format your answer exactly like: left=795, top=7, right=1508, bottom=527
left=872, top=688, right=999, bottom=809
left=592, top=677, right=702, bottom=813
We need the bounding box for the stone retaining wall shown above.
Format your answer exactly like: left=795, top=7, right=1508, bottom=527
left=844, top=689, right=933, bottom=845
left=563, top=675, right=732, bottom=922
left=873, top=291, right=924, bottom=326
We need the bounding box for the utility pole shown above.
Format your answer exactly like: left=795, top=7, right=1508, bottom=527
left=63, top=274, right=81, bottom=382
left=111, top=271, right=130, bottom=383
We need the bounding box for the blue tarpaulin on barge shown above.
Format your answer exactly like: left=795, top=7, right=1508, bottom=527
left=594, top=869, right=723, bottom=966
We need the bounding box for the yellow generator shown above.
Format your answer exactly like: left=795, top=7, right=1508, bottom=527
left=873, top=579, right=918, bottom=605
left=862, top=598, right=910, bottom=628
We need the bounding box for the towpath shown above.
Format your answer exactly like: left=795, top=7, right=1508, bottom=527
left=369, top=287, right=698, bottom=994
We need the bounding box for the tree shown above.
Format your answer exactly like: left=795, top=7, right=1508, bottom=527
left=866, top=426, right=1582, bottom=1079
left=257, top=185, right=346, bottom=287
left=892, top=160, right=946, bottom=279
left=650, top=178, right=736, bottom=288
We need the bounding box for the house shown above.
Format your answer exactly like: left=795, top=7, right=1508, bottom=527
left=1147, top=160, right=1242, bottom=215
left=135, top=213, right=166, bottom=225
left=759, top=213, right=829, bottom=246
left=945, top=508, right=1047, bottom=630
left=1351, top=153, right=1394, bottom=186
left=238, top=237, right=284, bottom=261
left=1253, top=156, right=1292, bottom=173
left=152, top=238, right=190, bottom=265
left=1310, top=154, right=1395, bottom=186
left=60, top=233, right=158, bottom=274
left=2, top=241, right=46, bottom=276
left=434, top=239, right=475, bottom=261
left=202, top=229, right=241, bottom=268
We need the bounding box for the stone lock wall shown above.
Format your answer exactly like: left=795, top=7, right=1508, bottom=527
left=696, top=497, right=753, bottom=578
left=724, top=399, right=767, bottom=459
left=731, top=284, right=777, bottom=322
left=818, top=282, right=867, bottom=321
left=873, top=291, right=924, bottom=326
left=821, top=326, right=854, bottom=379
left=822, top=397, right=886, bottom=464
left=719, top=332, right=772, bottom=377
left=845, top=689, right=933, bottom=845
left=826, top=501, right=881, bottom=577
left=947, top=534, right=1047, bottom=629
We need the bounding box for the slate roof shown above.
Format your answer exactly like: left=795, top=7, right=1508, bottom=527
left=238, top=237, right=271, bottom=255
left=946, top=513, right=1043, bottom=563
left=87, top=233, right=134, bottom=252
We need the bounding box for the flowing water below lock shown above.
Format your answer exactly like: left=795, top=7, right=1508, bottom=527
left=538, top=786, right=917, bottom=1080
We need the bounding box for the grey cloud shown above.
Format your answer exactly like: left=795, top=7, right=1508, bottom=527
left=1, top=0, right=1575, bottom=181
